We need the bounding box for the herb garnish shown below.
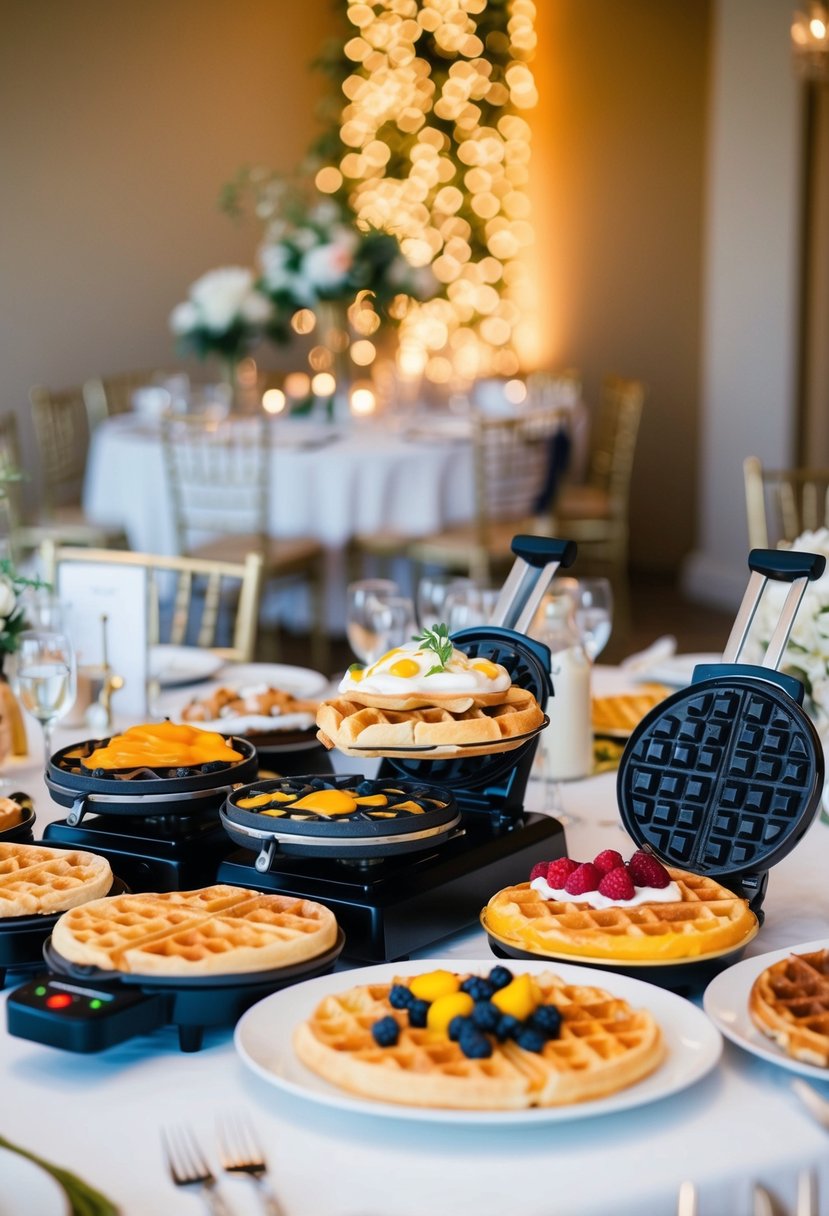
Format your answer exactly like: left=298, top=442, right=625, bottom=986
left=413, top=623, right=454, bottom=676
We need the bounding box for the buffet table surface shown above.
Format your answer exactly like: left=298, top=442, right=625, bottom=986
left=3, top=665, right=829, bottom=1216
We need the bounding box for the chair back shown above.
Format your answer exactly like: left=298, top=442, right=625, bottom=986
left=83, top=370, right=185, bottom=427
left=0, top=412, right=25, bottom=532
left=472, top=406, right=568, bottom=546
left=526, top=368, right=582, bottom=411
left=743, top=455, right=829, bottom=549
left=584, top=375, right=645, bottom=514
left=40, top=542, right=264, bottom=662
left=29, top=384, right=99, bottom=513
left=161, top=414, right=269, bottom=557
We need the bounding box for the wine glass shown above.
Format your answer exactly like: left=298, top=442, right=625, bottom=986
left=346, top=579, right=402, bottom=664
left=572, top=578, right=614, bottom=661
left=443, top=584, right=499, bottom=632
left=370, top=595, right=418, bottom=658
left=11, top=629, right=77, bottom=760
left=416, top=575, right=476, bottom=631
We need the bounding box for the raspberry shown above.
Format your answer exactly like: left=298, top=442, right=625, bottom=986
left=371, top=1016, right=399, bottom=1047
left=544, top=858, right=580, bottom=889
left=529, top=860, right=552, bottom=882
left=597, top=865, right=636, bottom=901
left=593, top=849, right=624, bottom=875
left=564, top=862, right=601, bottom=896
left=628, top=850, right=671, bottom=889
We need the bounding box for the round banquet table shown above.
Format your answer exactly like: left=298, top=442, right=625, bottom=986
left=2, top=664, right=829, bottom=1216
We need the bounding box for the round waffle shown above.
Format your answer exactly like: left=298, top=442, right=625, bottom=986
left=483, top=869, right=757, bottom=963
left=315, top=686, right=545, bottom=758
left=0, top=842, right=113, bottom=918
left=50, top=885, right=338, bottom=977
left=293, top=969, right=664, bottom=1110
left=749, top=949, right=829, bottom=1066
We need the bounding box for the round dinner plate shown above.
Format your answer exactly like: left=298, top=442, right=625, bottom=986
left=235, top=957, right=722, bottom=1125
left=703, top=936, right=829, bottom=1079
left=148, top=644, right=224, bottom=687
left=214, top=663, right=329, bottom=698
left=0, top=1148, right=69, bottom=1216
left=634, top=652, right=721, bottom=688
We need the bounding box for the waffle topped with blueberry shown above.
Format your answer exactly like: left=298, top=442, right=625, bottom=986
left=293, top=966, right=664, bottom=1110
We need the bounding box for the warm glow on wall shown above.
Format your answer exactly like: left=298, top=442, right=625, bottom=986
left=336, top=0, right=537, bottom=382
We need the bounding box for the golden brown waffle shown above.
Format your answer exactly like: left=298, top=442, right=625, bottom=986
left=483, top=869, right=757, bottom=962
left=51, top=885, right=338, bottom=977
left=591, top=686, right=669, bottom=735
left=0, top=842, right=112, bottom=918
left=749, top=949, right=829, bottom=1066
left=294, top=970, right=664, bottom=1109
left=339, top=688, right=511, bottom=713
left=316, top=686, right=544, bottom=757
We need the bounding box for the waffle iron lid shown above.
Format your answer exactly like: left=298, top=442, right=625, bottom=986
left=616, top=671, right=825, bottom=879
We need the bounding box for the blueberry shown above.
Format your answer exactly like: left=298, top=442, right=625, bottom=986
left=494, top=1014, right=520, bottom=1042
left=515, top=1026, right=546, bottom=1054
left=356, top=780, right=376, bottom=796
left=457, top=1025, right=493, bottom=1059
left=389, top=984, right=414, bottom=1010
left=488, top=965, right=513, bottom=991
left=371, top=1016, right=399, bottom=1047
left=448, top=1015, right=471, bottom=1042
left=471, top=1001, right=500, bottom=1033
left=460, top=976, right=495, bottom=1002
left=92, top=768, right=107, bottom=778
left=407, top=999, right=429, bottom=1028
left=173, top=767, right=192, bottom=778
left=530, top=1005, right=563, bottom=1039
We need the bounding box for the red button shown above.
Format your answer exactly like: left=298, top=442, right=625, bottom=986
left=45, top=993, right=73, bottom=1010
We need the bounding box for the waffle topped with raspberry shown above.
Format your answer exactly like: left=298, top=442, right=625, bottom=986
left=749, top=949, right=829, bottom=1066
left=293, top=966, right=664, bottom=1110
left=483, top=849, right=758, bottom=962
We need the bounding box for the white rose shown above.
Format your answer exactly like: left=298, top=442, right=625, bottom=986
left=169, top=300, right=199, bottom=334
left=239, top=291, right=273, bottom=325
left=302, top=239, right=356, bottom=291
left=190, top=266, right=256, bottom=333
left=0, top=577, right=16, bottom=618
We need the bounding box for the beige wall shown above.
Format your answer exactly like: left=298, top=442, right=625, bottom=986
left=1, top=0, right=710, bottom=571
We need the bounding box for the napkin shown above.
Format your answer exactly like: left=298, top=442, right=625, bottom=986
left=619, top=634, right=677, bottom=675
left=0, top=1135, right=120, bottom=1216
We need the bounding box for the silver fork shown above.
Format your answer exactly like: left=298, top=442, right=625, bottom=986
left=163, top=1125, right=237, bottom=1216
left=218, top=1114, right=285, bottom=1216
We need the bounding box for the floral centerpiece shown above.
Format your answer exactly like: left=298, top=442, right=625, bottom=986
left=745, top=528, right=829, bottom=732
left=168, top=266, right=274, bottom=380
left=0, top=559, right=43, bottom=662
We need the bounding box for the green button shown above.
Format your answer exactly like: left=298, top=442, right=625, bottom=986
left=34, top=986, right=47, bottom=997
left=89, top=999, right=103, bottom=1010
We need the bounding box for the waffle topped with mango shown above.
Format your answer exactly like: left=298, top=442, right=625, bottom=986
left=316, top=625, right=545, bottom=757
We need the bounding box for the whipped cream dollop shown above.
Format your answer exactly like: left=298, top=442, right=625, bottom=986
left=338, top=641, right=511, bottom=698
left=530, top=876, right=682, bottom=910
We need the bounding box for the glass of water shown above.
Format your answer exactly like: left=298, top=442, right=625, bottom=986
left=346, top=579, right=401, bottom=664
left=573, top=578, right=614, bottom=661
left=11, top=629, right=77, bottom=760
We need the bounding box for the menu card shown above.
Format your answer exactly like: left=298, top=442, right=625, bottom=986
left=57, top=561, right=149, bottom=718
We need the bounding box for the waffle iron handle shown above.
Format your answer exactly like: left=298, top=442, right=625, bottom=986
left=489, top=536, right=577, bottom=634
left=722, top=548, right=827, bottom=668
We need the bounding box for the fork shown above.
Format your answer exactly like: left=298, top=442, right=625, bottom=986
left=218, top=1114, right=285, bottom=1216
left=163, top=1125, right=237, bottom=1216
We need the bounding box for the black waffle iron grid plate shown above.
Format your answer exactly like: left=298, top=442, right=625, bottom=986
left=617, top=549, right=826, bottom=913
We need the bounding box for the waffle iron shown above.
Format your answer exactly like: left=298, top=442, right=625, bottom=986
left=488, top=548, right=826, bottom=991
left=217, top=536, right=575, bottom=962
left=40, top=736, right=258, bottom=892
left=7, top=930, right=345, bottom=1053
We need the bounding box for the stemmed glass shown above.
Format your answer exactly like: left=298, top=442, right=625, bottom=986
left=346, top=580, right=416, bottom=665
left=10, top=629, right=77, bottom=761
left=572, top=578, right=614, bottom=662
left=416, top=575, right=474, bottom=631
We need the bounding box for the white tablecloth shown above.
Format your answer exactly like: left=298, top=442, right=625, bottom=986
left=83, top=414, right=476, bottom=555
left=3, top=666, right=829, bottom=1216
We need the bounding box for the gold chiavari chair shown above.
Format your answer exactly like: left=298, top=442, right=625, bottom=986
left=40, top=542, right=264, bottom=663
left=743, top=455, right=829, bottom=549
left=82, top=369, right=185, bottom=425
left=160, top=413, right=328, bottom=668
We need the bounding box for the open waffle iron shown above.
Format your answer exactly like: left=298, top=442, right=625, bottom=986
left=217, top=536, right=576, bottom=962
left=41, top=736, right=258, bottom=892
left=487, top=548, right=827, bottom=990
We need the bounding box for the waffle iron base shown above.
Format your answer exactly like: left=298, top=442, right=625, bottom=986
left=217, top=811, right=566, bottom=963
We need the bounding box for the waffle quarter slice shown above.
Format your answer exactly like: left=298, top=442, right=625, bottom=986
left=484, top=869, right=757, bottom=962
left=0, top=841, right=112, bottom=918
left=294, top=970, right=664, bottom=1110
left=749, top=949, right=829, bottom=1066
left=51, top=886, right=338, bottom=977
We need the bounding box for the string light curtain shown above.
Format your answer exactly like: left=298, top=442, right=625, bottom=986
left=313, top=0, right=538, bottom=387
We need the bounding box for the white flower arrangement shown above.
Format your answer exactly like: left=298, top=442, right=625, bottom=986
left=746, top=527, right=829, bottom=730
left=169, top=266, right=273, bottom=362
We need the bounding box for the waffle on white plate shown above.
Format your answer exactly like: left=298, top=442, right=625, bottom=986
left=0, top=841, right=113, bottom=918
left=749, top=949, right=829, bottom=1066
left=51, top=885, right=338, bottom=977
left=591, top=686, right=670, bottom=736
left=294, top=966, right=664, bottom=1110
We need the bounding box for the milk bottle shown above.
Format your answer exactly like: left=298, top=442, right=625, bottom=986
left=532, top=586, right=592, bottom=781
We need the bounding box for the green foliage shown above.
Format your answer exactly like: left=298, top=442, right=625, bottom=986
left=413, top=623, right=454, bottom=675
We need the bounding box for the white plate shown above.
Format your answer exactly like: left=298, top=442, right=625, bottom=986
left=148, top=644, right=224, bottom=688
left=235, top=957, right=722, bottom=1125
left=703, top=937, right=829, bottom=1079
left=635, top=652, right=722, bottom=687
left=216, top=663, right=329, bottom=699
left=0, top=1148, right=70, bottom=1216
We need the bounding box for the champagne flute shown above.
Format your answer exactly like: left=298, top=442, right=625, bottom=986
left=345, top=579, right=400, bottom=664
left=11, top=629, right=77, bottom=761
left=573, top=578, right=614, bottom=661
